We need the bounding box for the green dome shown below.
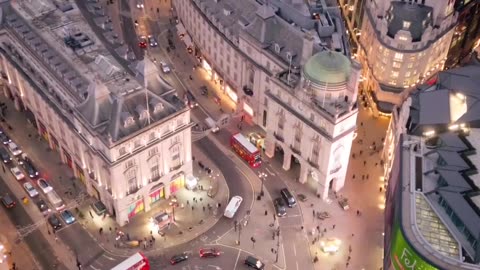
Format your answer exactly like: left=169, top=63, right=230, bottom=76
left=303, top=51, right=351, bottom=84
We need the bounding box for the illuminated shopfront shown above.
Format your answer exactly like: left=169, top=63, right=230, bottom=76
left=62, top=147, right=73, bottom=169
left=127, top=199, right=145, bottom=218
left=38, top=121, right=49, bottom=141
left=169, top=174, right=185, bottom=194
left=149, top=183, right=165, bottom=205
left=202, top=60, right=213, bottom=79
left=225, top=84, right=238, bottom=103
left=243, top=102, right=254, bottom=116
left=75, top=162, right=85, bottom=184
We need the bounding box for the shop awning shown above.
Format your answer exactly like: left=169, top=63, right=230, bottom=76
left=183, top=35, right=193, bottom=48
left=175, top=23, right=186, bottom=35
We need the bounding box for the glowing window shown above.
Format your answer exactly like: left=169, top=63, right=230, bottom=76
left=394, top=53, right=403, bottom=61
left=403, top=21, right=411, bottom=29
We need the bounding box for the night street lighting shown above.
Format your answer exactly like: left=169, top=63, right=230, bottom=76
left=258, top=172, right=267, bottom=197
left=169, top=198, right=178, bottom=222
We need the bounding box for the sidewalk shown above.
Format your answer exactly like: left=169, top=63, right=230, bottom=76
left=0, top=209, right=39, bottom=270
left=76, top=143, right=230, bottom=256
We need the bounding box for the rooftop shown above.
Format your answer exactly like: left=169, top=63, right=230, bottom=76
left=1, top=0, right=186, bottom=145
left=303, top=50, right=351, bottom=85
left=386, top=1, right=433, bottom=42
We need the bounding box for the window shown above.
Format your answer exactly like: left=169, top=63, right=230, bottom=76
left=134, top=140, right=142, bottom=149
left=149, top=156, right=160, bottom=180
left=148, top=147, right=158, bottom=158
left=391, top=71, right=399, bottom=78
left=403, top=21, right=411, bottom=29
left=392, top=62, right=401, bottom=68
left=126, top=169, right=137, bottom=194
left=405, top=71, right=411, bottom=77
left=394, top=53, right=403, bottom=61
left=125, top=159, right=135, bottom=169
left=170, top=145, right=181, bottom=168
left=119, top=147, right=127, bottom=156
left=399, top=36, right=408, bottom=41
left=149, top=132, right=156, bottom=141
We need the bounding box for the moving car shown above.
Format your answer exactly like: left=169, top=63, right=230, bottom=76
left=1, top=194, right=15, bottom=208
left=48, top=214, right=62, bottom=231
left=170, top=253, right=188, bottom=265
left=10, top=167, right=25, bottom=180
left=274, top=198, right=287, bottom=217
left=60, top=210, right=76, bottom=224
left=23, top=182, right=39, bottom=197
left=36, top=199, right=51, bottom=216
left=199, top=248, right=220, bottom=258
left=160, top=62, right=171, bottom=73
left=185, top=90, right=198, bottom=108
left=244, top=256, right=265, bottom=269
left=7, top=142, right=22, bottom=156
left=147, top=35, right=158, bottom=47
left=138, top=37, right=147, bottom=49
left=22, top=158, right=39, bottom=178
left=0, top=133, right=11, bottom=145
left=280, top=188, right=296, bottom=208
left=37, top=178, right=53, bottom=193
left=91, top=200, right=107, bottom=216
left=0, top=147, right=11, bottom=163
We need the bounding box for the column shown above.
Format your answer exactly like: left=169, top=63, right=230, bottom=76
left=164, top=178, right=171, bottom=199
left=264, top=133, right=275, bottom=158
left=317, top=182, right=329, bottom=200
left=282, top=149, right=292, bottom=171
left=299, top=162, right=309, bottom=184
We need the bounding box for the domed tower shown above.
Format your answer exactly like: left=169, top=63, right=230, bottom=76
left=303, top=51, right=361, bottom=115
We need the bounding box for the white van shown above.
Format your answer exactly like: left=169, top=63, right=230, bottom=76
left=205, top=117, right=219, bottom=133
left=46, top=190, right=65, bottom=211
left=224, top=196, right=243, bottom=218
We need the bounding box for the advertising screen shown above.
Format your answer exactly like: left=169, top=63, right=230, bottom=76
left=390, top=222, right=439, bottom=270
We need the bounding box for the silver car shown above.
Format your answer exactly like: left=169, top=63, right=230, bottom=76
left=23, top=182, right=39, bottom=197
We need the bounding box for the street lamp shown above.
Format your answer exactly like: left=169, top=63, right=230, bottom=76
left=258, top=172, right=267, bottom=197
left=169, top=198, right=178, bottom=222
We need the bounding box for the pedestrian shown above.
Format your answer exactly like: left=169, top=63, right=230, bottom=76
left=200, top=197, right=203, bottom=202
left=312, top=209, right=315, bottom=217
left=149, top=239, right=153, bottom=247
left=218, top=203, right=221, bottom=208
left=192, top=206, right=194, bottom=211
left=143, top=241, right=147, bottom=249
left=349, top=245, right=352, bottom=252
left=316, top=225, right=320, bottom=232
left=348, top=255, right=351, bottom=261
left=375, top=162, right=378, bottom=167
left=265, top=210, right=268, bottom=216
left=203, top=206, right=206, bottom=212
left=301, top=226, right=304, bottom=231
left=332, top=224, right=336, bottom=229
left=99, top=228, right=103, bottom=235
left=324, top=228, right=327, bottom=233
left=362, top=175, right=365, bottom=180
left=187, top=200, right=190, bottom=205
left=193, top=197, right=196, bottom=202
left=363, top=160, right=367, bottom=166
left=366, top=174, right=369, bottom=180
left=151, top=235, right=155, bottom=242
left=89, top=210, right=93, bottom=218
left=360, top=122, right=363, bottom=126
left=380, top=187, right=383, bottom=192
left=352, top=174, right=355, bottom=179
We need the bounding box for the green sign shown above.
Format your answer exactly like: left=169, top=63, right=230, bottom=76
left=390, top=223, right=438, bottom=270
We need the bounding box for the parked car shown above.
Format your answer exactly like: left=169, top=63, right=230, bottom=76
left=23, top=182, right=39, bottom=197
left=274, top=198, right=287, bottom=217
left=160, top=62, right=171, bottom=73
left=7, top=142, right=22, bottom=156
left=10, top=167, right=25, bottom=180
left=244, top=256, right=265, bottom=269
left=1, top=194, right=15, bottom=208
left=22, top=158, right=39, bottom=178
left=48, top=214, right=62, bottom=231
left=170, top=253, right=188, bottom=265
left=147, top=35, right=158, bottom=47
left=0, top=147, right=11, bottom=163
left=0, top=133, right=11, bottom=145
left=36, top=199, right=51, bottom=216
left=60, top=210, right=76, bottom=225
left=199, top=248, right=221, bottom=258
left=91, top=200, right=107, bottom=216
left=37, top=178, right=53, bottom=193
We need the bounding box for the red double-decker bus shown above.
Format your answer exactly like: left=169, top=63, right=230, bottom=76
left=231, top=133, right=261, bottom=167
left=111, top=252, right=150, bottom=270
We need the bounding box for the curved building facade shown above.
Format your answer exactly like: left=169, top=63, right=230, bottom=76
left=174, top=0, right=361, bottom=198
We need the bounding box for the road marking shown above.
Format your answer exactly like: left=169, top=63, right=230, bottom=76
left=286, top=214, right=301, bottom=218
left=265, top=168, right=276, bottom=176
left=90, top=265, right=100, bottom=270
left=235, top=166, right=255, bottom=211
left=296, top=261, right=299, bottom=270
left=102, top=254, right=116, bottom=261
left=208, top=265, right=221, bottom=270
left=293, top=244, right=296, bottom=256
left=93, top=260, right=102, bottom=266
left=233, top=249, right=241, bottom=270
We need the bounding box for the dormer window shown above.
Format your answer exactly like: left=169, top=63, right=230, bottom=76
left=139, top=110, right=149, bottom=120
left=402, top=21, right=411, bottom=29
left=286, top=52, right=293, bottom=61
left=274, top=43, right=281, bottom=53
left=124, top=116, right=135, bottom=127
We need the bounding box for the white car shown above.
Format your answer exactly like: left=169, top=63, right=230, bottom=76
left=7, top=142, right=22, bottom=156
left=23, top=182, right=39, bottom=197
left=10, top=167, right=25, bottom=180
left=160, top=62, right=171, bottom=73
left=37, top=178, right=53, bottom=193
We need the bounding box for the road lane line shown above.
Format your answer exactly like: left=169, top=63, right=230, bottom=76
left=265, top=167, right=276, bottom=176
left=235, top=166, right=255, bottom=211
left=101, top=254, right=116, bottom=261
left=296, top=261, right=299, bottom=270
left=233, top=249, right=241, bottom=270
left=293, top=244, right=296, bottom=256
left=90, top=265, right=100, bottom=270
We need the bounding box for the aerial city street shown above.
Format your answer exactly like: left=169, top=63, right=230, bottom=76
left=0, top=0, right=479, bottom=269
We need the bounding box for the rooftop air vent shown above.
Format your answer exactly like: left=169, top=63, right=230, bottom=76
left=223, top=4, right=233, bottom=16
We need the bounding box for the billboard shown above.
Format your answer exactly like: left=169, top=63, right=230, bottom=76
left=390, top=222, right=439, bottom=270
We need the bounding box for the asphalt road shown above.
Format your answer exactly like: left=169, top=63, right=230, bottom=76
left=0, top=176, right=67, bottom=270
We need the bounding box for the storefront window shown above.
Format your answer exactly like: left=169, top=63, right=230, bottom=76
left=226, top=85, right=238, bottom=102
left=243, top=103, right=254, bottom=116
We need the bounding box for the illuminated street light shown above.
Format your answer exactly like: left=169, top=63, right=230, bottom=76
left=169, top=198, right=178, bottom=222
left=258, top=172, right=267, bottom=197
left=320, top=238, right=341, bottom=254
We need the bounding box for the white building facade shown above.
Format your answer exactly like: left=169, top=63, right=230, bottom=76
left=358, top=0, right=457, bottom=114
left=174, top=0, right=360, bottom=198
left=0, top=0, right=192, bottom=225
